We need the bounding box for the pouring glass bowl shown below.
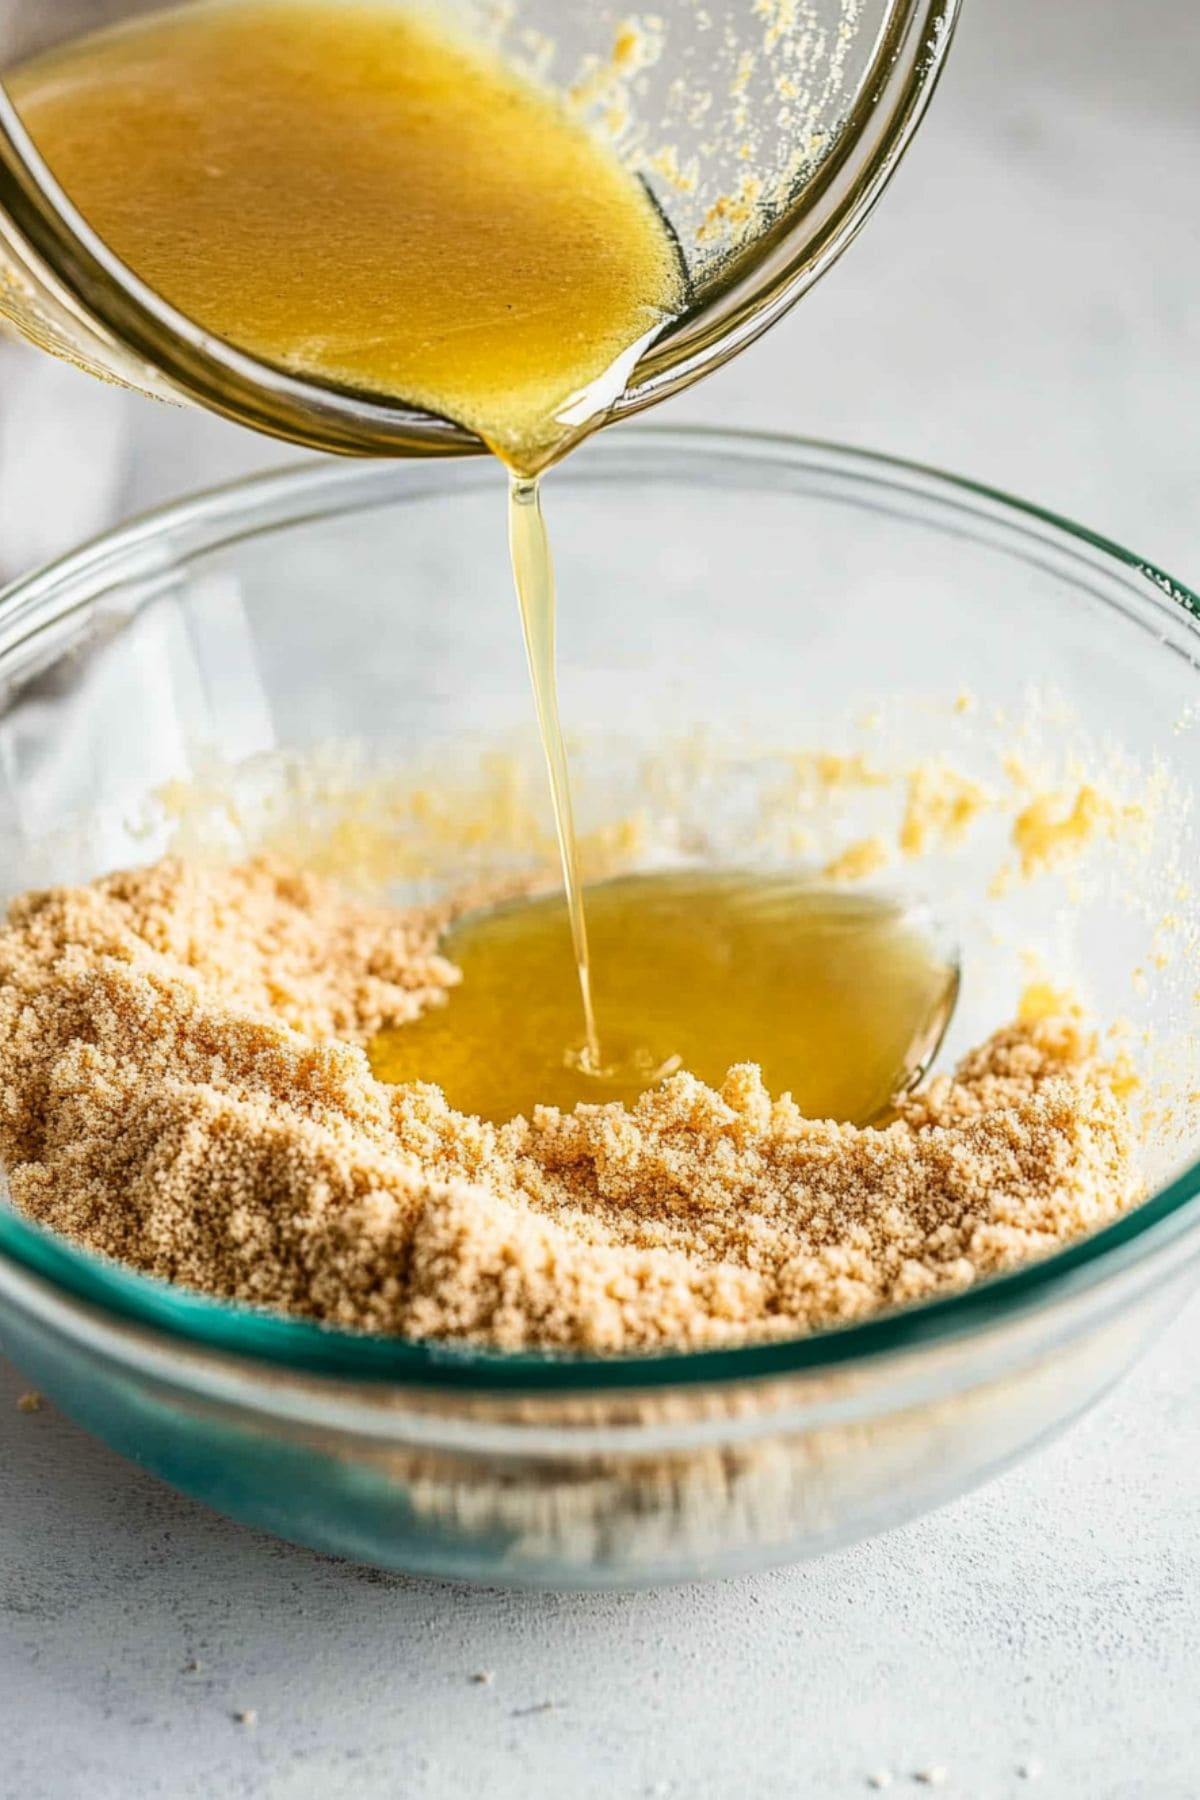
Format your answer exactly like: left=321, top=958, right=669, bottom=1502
left=0, top=427, right=1197, bottom=1587
left=0, top=0, right=959, bottom=454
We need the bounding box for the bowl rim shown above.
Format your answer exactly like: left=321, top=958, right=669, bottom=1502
left=1, top=422, right=1199, bottom=1393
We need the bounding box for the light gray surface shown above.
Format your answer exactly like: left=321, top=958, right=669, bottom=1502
left=2, top=1320, right=1198, bottom=1800
left=2, top=1, right=1199, bottom=1794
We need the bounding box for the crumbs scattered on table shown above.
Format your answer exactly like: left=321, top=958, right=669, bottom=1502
left=470, top=1669, right=495, bottom=1686
left=16, top=1391, right=42, bottom=1413
left=234, top=1709, right=258, bottom=1728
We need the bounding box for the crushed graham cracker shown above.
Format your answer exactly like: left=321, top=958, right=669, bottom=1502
left=0, top=856, right=1141, bottom=1353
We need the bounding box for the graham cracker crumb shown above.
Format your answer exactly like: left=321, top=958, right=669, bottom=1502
left=1011, top=784, right=1138, bottom=879
left=16, top=1391, right=43, bottom=1414
left=0, top=856, right=1141, bottom=1353
left=822, top=835, right=889, bottom=883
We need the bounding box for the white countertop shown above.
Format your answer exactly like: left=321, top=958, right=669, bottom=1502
left=2, top=2, right=1199, bottom=1794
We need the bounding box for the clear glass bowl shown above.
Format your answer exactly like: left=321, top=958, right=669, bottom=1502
left=0, top=0, right=958, bottom=454
left=0, top=427, right=1198, bottom=1588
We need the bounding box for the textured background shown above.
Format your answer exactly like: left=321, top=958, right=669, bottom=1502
left=2, top=0, right=1199, bottom=1794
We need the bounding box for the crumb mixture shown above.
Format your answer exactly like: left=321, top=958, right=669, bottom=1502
left=0, top=857, right=1140, bottom=1352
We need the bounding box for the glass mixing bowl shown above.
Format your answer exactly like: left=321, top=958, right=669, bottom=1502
left=0, top=427, right=1198, bottom=1588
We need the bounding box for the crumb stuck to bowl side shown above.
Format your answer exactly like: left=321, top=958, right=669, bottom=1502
left=0, top=852, right=1141, bottom=1353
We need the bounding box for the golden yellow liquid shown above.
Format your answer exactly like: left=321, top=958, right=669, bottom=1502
left=13, top=8, right=954, bottom=1120
left=370, top=872, right=960, bottom=1126
left=508, top=474, right=600, bottom=1065
left=10, top=0, right=685, bottom=1069
left=8, top=0, right=684, bottom=469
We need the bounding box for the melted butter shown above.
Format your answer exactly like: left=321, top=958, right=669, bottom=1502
left=10, top=1, right=689, bottom=1070
left=11, top=0, right=688, bottom=1070
left=370, top=871, right=960, bottom=1125
left=13, top=8, right=956, bottom=1119
left=8, top=0, right=684, bottom=469
left=508, top=473, right=600, bottom=1064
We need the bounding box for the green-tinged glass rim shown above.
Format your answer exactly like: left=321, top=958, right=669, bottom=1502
left=0, top=426, right=1198, bottom=1392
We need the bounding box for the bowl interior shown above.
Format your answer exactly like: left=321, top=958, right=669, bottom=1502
left=0, top=428, right=1198, bottom=1384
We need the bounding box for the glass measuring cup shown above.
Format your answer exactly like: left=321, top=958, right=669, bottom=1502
left=0, top=0, right=959, bottom=455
